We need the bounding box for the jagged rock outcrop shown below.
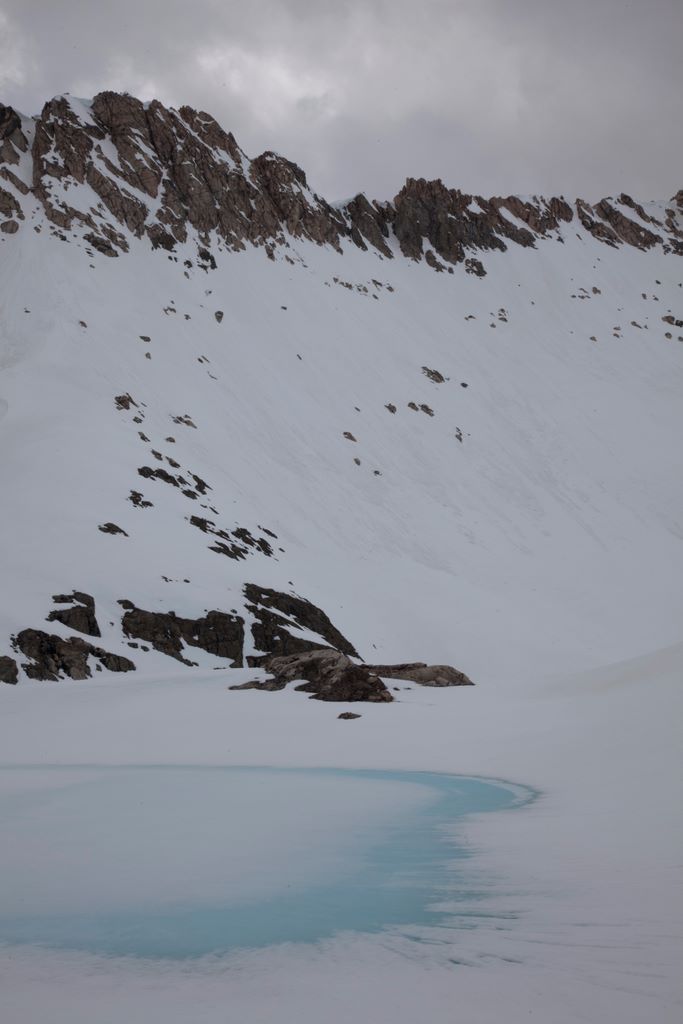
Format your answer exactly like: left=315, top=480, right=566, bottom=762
left=0, top=92, right=679, bottom=269
left=342, top=193, right=393, bottom=256
left=8, top=579, right=472, bottom=701
left=244, top=583, right=359, bottom=665
left=47, top=591, right=101, bottom=637
left=121, top=605, right=244, bottom=666
left=232, top=649, right=393, bottom=703
left=13, top=629, right=135, bottom=681
left=230, top=651, right=473, bottom=701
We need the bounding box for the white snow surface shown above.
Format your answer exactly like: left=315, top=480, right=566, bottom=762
left=0, top=216, right=682, bottom=1021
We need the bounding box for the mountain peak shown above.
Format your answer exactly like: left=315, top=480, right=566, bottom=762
left=0, top=91, right=681, bottom=267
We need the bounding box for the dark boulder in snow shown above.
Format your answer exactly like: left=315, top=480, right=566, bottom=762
left=259, top=649, right=393, bottom=703
left=0, top=655, right=18, bottom=684
left=14, top=629, right=135, bottom=681
left=47, top=592, right=101, bottom=637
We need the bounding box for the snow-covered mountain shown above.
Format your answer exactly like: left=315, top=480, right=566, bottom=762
left=0, top=90, right=682, bottom=688
left=1, top=91, right=683, bottom=1024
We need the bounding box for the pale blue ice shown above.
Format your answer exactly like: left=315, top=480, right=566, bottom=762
left=0, top=766, right=535, bottom=958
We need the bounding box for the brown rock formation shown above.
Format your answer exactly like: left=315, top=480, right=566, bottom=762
left=367, top=662, right=473, bottom=686
left=0, top=655, right=18, bottom=684
left=14, top=629, right=135, bottom=681
left=47, top=591, right=101, bottom=637
left=244, top=583, right=359, bottom=665
left=1, top=92, right=678, bottom=270
left=121, top=606, right=245, bottom=666
left=256, top=649, right=393, bottom=702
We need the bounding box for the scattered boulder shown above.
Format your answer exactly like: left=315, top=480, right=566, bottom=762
left=0, top=655, right=18, bottom=684
left=99, top=522, right=128, bottom=536
left=422, top=366, right=446, bottom=384
left=338, top=711, right=361, bottom=720
left=114, top=393, right=136, bottom=411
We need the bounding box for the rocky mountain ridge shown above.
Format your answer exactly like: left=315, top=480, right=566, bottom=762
left=1, top=92, right=681, bottom=271
left=1, top=90, right=681, bottom=701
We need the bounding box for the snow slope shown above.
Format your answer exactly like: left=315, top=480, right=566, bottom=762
left=1, top=95, right=682, bottom=1021
left=1, top=220, right=682, bottom=678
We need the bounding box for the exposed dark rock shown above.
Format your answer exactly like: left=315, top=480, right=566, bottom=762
left=99, top=522, right=128, bottom=536
left=47, top=592, right=101, bottom=637
left=84, top=231, right=118, bottom=256
left=2, top=91, right=680, bottom=264
left=0, top=104, right=22, bottom=143
left=171, top=414, right=196, bottom=428
left=238, top=643, right=472, bottom=700
left=244, top=583, right=359, bottom=664
left=465, top=258, right=486, bottom=276
left=367, top=662, right=474, bottom=686
left=14, top=628, right=135, bottom=681
left=338, top=711, right=361, bottom=719
left=422, top=366, right=446, bottom=383
left=138, top=465, right=180, bottom=487
left=344, top=193, right=392, bottom=256
left=593, top=199, right=661, bottom=250
left=0, top=655, right=18, bottom=684
left=128, top=489, right=153, bottom=508
left=121, top=605, right=244, bottom=666
left=52, top=591, right=95, bottom=608
left=188, top=515, right=274, bottom=560
left=391, top=178, right=523, bottom=265
left=96, top=650, right=137, bottom=672
left=262, top=649, right=392, bottom=702
left=114, top=393, right=136, bottom=411
left=229, top=678, right=287, bottom=692
left=424, top=249, right=446, bottom=271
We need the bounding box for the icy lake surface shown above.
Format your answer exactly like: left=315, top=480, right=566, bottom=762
left=0, top=766, right=533, bottom=958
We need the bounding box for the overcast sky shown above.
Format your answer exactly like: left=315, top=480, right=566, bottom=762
left=1, top=0, right=681, bottom=202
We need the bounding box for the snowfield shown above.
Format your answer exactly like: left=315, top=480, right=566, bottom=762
left=0, top=641, right=681, bottom=1023
left=1, top=187, right=682, bottom=1021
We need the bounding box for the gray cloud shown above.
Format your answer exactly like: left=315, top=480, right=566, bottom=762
left=1, top=0, right=681, bottom=201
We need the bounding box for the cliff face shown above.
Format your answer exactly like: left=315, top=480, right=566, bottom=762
left=0, top=91, right=681, bottom=268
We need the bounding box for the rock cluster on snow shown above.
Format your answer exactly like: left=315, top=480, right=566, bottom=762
left=4, top=583, right=472, bottom=701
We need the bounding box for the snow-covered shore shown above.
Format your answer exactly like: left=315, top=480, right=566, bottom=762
left=1, top=639, right=681, bottom=1023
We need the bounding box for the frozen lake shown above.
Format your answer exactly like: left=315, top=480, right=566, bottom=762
left=0, top=766, right=533, bottom=958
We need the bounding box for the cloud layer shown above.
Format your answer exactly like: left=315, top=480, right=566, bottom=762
left=1, top=0, right=680, bottom=201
